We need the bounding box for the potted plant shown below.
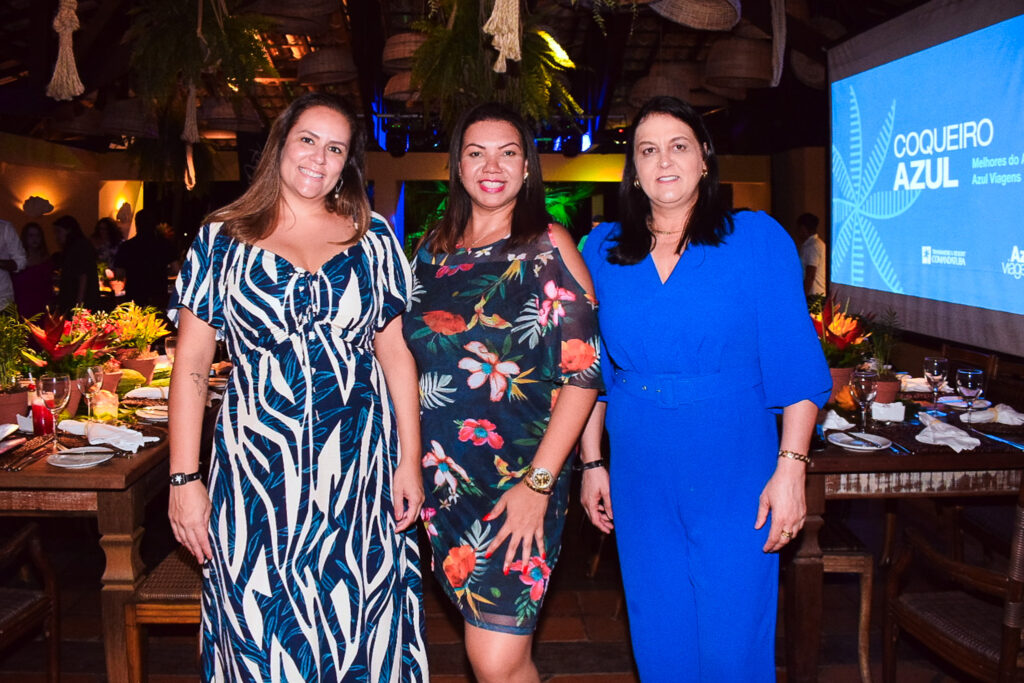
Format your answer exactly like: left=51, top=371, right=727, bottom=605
left=870, top=307, right=902, bottom=403
left=0, top=305, right=30, bottom=424
left=21, top=309, right=116, bottom=416
left=809, top=295, right=872, bottom=403
left=109, top=302, right=170, bottom=384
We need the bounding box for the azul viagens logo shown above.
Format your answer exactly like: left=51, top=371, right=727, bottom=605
left=1004, top=246, right=1024, bottom=280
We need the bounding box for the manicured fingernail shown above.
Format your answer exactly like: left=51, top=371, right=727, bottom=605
left=541, top=551, right=546, bottom=560
left=503, top=565, right=509, bottom=575
left=482, top=512, right=493, bottom=522
left=484, top=550, right=492, bottom=559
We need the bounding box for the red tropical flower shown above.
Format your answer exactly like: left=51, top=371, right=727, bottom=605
left=22, top=310, right=115, bottom=374
left=423, top=310, right=468, bottom=336
left=507, top=555, right=551, bottom=601
left=457, top=418, right=504, bottom=448
left=442, top=545, right=477, bottom=588
left=560, top=339, right=597, bottom=373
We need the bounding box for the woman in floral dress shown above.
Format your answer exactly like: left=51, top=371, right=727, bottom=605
left=404, top=103, right=601, bottom=683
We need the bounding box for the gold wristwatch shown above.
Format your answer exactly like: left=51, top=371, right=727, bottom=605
left=524, top=466, right=555, bottom=495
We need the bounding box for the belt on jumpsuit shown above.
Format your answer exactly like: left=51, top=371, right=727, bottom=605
left=611, top=367, right=762, bottom=408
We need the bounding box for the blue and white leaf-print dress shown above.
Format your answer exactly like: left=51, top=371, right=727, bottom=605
left=173, top=215, right=427, bottom=682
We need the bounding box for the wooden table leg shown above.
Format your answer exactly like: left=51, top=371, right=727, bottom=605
left=786, top=473, right=826, bottom=683
left=96, top=462, right=166, bottom=683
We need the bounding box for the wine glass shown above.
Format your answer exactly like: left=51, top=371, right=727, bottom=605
left=923, top=356, right=948, bottom=415
left=36, top=374, right=71, bottom=450
left=850, top=369, right=878, bottom=433
left=164, top=336, right=177, bottom=364
left=75, top=365, right=104, bottom=421
left=955, top=368, right=985, bottom=426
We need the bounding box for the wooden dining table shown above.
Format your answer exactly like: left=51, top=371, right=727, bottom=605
left=0, top=433, right=170, bottom=683
left=784, top=417, right=1024, bottom=682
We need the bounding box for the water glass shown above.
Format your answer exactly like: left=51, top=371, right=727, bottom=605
left=76, top=365, right=104, bottom=420
left=36, top=374, right=71, bottom=450
left=955, top=368, right=985, bottom=425
left=850, top=370, right=878, bottom=432
left=164, top=336, right=177, bottom=364
left=923, top=356, right=948, bottom=414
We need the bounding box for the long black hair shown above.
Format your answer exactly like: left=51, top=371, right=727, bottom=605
left=608, top=96, right=733, bottom=265
left=427, top=102, right=549, bottom=254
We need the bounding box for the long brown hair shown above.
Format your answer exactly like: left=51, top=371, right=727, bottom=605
left=206, top=92, right=371, bottom=243
left=427, top=102, right=548, bottom=255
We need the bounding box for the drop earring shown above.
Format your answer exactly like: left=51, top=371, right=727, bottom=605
left=700, top=168, right=708, bottom=179
left=633, top=177, right=641, bottom=189
left=332, top=177, right=344, bottom=200
left=523, top=171, right=529, bottom=181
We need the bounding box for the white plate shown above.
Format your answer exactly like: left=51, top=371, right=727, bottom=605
left=937, top=397, right=992, bottom=410
left=135, top=406, right=168, bottom=422
left=48, top=448, right=115, bottom=469
left=827, top=431, right=893, bottom=452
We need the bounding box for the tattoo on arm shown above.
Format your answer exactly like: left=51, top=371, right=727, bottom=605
left=190, top=372, right=207, bottom=397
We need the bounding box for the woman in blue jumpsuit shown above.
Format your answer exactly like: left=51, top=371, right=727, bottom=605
left=579, top=96, right=830, bottom=681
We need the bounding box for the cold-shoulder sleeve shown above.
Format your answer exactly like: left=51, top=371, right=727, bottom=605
left=369, top=214, right=412, bottom=329
left=747, top=212, right=830, bottom=409
left=549, top=231, right=602, bottom=391
left=170, top=222, right=226, bottom=330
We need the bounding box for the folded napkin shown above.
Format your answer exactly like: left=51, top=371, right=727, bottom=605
left=900, top=376, right=951, bottom=393
left=822, top=410, right=855, bottom=431
left=872, top=402, right=906, bottom=422
left=58, top=420, right=159, bottom=453
left=15, top=413, right=33, bottom=433
left=960, top=403, right=1024, bottom=425
left=125, top=386, right=169, bottom=399
left=916, top=412, right=980, bottom=452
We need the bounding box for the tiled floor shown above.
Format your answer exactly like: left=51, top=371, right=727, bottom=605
left=0, top=498, right=972, bottom=682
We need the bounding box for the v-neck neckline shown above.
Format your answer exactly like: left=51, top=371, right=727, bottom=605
left=248, top=240, right=354, bottom=275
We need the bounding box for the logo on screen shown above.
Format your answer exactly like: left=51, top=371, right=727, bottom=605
left=921, top=246, right=932, bottom=264
left=1004, top=246, right=1024, bottom=280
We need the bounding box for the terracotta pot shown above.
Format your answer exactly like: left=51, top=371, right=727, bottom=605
left=0, top=389, right=30, bottom=424
left=121, top=357, right=157, bottom=384
left=101, top=370, right=123, bottom=393
left=875, top=378, right=901, bottom=404
left=829, top=367, right=854, bottom=404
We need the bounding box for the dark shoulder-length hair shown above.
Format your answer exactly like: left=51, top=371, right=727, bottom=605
left=426, top=102, right=549, bottom=255
left=608, top=95, right=733, bottom=265
left=206, top=92, right=371, bottom=244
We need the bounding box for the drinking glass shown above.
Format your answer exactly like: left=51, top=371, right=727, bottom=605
left=955, top=368, right=985, bottom=425
left=923, top=356, right=948, bottom=414
left=75, top=365, right=104, bottom=420
left=36, top=374, right=71, bottom=450
left=164, top=336, right=177, bottom=364
left=850, top=370, right=878, bottom=432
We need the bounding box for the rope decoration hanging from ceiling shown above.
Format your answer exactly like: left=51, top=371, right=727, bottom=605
left=46, top=0, right=85, bottom=101
left=483, top=0, right=522, bottom=73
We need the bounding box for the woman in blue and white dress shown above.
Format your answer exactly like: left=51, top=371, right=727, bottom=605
left=168, top=92, right=427, bottom=682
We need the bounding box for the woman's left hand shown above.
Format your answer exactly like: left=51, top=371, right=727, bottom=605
left=483, top=483, right=550, bottom=572
left=754, top=458, right=806, bottom=552
left=392, top=463, right=425, bottom=533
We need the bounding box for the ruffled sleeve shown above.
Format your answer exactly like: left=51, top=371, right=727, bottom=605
left=748, top=212, right=831, bottom=409
left=369, top=214, right=412, bottom=330
left=170, top=222, right=226, bottom=330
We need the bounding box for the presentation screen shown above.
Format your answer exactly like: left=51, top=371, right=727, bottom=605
left=828, top=0, right=1024, bottom=357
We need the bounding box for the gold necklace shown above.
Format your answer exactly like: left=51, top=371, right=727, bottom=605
left=461, top=227, right=510, bottom=249
left=647, top=217, right=685, bottom=236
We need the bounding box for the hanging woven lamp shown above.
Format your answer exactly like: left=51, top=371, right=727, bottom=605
left=199, top=97, right=264, bottom=137
left=686, top=89, right=728, bottom=107
left=649, top=62, right=703, bottom=90
left=649, top=0, right=741, bottom=31
left=297, top=46, right=357, bottom=85
left=383, top=71, right=417, bottom=102
left=704, top=36, right=772, bottom=89
left=382, top=32, right=427, bottom=73
left=701, top=81, right=747, bottom=100
left=101, top=98, right=158, bottom=139
left=628, top=74, right=690, bottom=108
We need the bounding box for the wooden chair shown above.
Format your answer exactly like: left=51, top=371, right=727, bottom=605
left=0, top=522, right=59, bottom=683
left=124, top=545, right=203, bottom=682
left=883, top=479, right=1024, bottom=683
left=941, top=342, right=999, bottom=380
left=820, top=516, right=874, bottom=683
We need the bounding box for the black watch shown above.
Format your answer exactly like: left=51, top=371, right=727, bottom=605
left=169, top=472, right=202, bottom=486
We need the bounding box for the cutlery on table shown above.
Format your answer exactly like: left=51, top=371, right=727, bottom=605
left=889, top=439, right=912, bottom=454
left=843, top=433, right=886, bottom=448
left=973, top=430, right=1024, bottom=452
left=1, top=436, right=54, bottom=471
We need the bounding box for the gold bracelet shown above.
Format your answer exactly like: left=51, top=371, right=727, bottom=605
left=778, top=449, right=811, bottom=464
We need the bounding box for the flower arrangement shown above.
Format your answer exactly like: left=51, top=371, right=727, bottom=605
left=109, top=302, right=170, bottom=358
left=22, top=309, right=116, bottom=375
left=809, top=295, right=871, bottom=368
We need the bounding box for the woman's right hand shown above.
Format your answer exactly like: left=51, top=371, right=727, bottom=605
left=580, top=466, right=614, bottom=533
left=169, top=482, right=213, bottom=563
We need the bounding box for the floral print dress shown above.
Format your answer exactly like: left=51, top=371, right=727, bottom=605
left=404, top=227, right=601, bottom=634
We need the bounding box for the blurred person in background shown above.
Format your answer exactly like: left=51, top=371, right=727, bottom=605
left=52, top=215, right=99, bottom=312
left=0, top=219, right=27, bottom=310
left=13, top=222, right=53, bottom=317
left=91, top=217, right=124, bottom=266
left=795, top=212, right=826, bottom=297
left=114, top=208, right=176, bottom=308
